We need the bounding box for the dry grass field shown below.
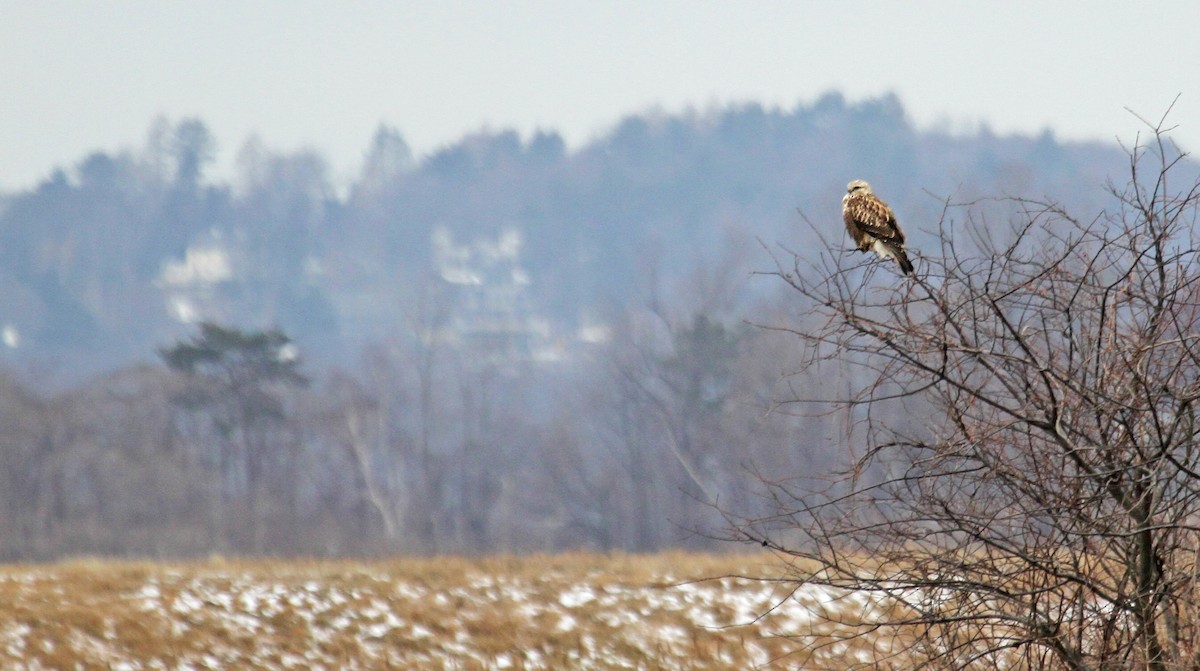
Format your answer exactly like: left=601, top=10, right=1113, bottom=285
left=0, top=551, right=910, bottom=670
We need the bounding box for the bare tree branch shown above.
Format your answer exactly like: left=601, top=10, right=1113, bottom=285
left=734, top=116, right=1200, bottom=670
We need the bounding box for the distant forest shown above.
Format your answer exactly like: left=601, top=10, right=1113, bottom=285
left=0, top=93, right=1176, bottom=559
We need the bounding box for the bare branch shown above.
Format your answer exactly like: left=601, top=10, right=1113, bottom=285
left=735, top=116, right=1200, bottom=670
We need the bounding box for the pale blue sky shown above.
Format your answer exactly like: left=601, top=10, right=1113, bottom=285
left=2, top=1, right=1196, bottom=191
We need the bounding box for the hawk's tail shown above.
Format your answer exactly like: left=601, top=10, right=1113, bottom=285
left=872, top=239, right=915, bottom=276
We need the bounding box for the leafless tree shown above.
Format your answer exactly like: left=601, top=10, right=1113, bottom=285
left=737, top=113, right=1200, bottom=670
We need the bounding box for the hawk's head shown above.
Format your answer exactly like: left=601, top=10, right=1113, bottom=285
left=846, top=179, right=872, bottom=195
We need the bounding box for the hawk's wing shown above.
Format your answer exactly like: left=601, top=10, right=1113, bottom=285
left=846, top=193, right=905, bottom=245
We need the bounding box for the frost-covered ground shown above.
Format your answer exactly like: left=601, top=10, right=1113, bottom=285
left=0, top=553, right=905, bottom=670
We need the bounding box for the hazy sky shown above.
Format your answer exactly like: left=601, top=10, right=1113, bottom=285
left=2, top=1, right=1197, bottom=191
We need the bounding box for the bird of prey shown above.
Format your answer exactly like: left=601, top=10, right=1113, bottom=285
left=842, top=179, right=914, bottom=276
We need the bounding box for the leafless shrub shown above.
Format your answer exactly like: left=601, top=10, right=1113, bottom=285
left=738, top=110, right=1200, bottom=670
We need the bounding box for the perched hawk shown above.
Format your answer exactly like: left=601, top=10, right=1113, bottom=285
left=842, top=179, right=914, bottom=276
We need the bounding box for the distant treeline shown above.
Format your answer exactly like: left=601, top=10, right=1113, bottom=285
left=0, top=92, right=1128, bottom=374
left=0, top=93, right=1167, bottom=558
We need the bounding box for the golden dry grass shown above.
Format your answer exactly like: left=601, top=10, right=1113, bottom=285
left=0, top=551, right=932, bottom=670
